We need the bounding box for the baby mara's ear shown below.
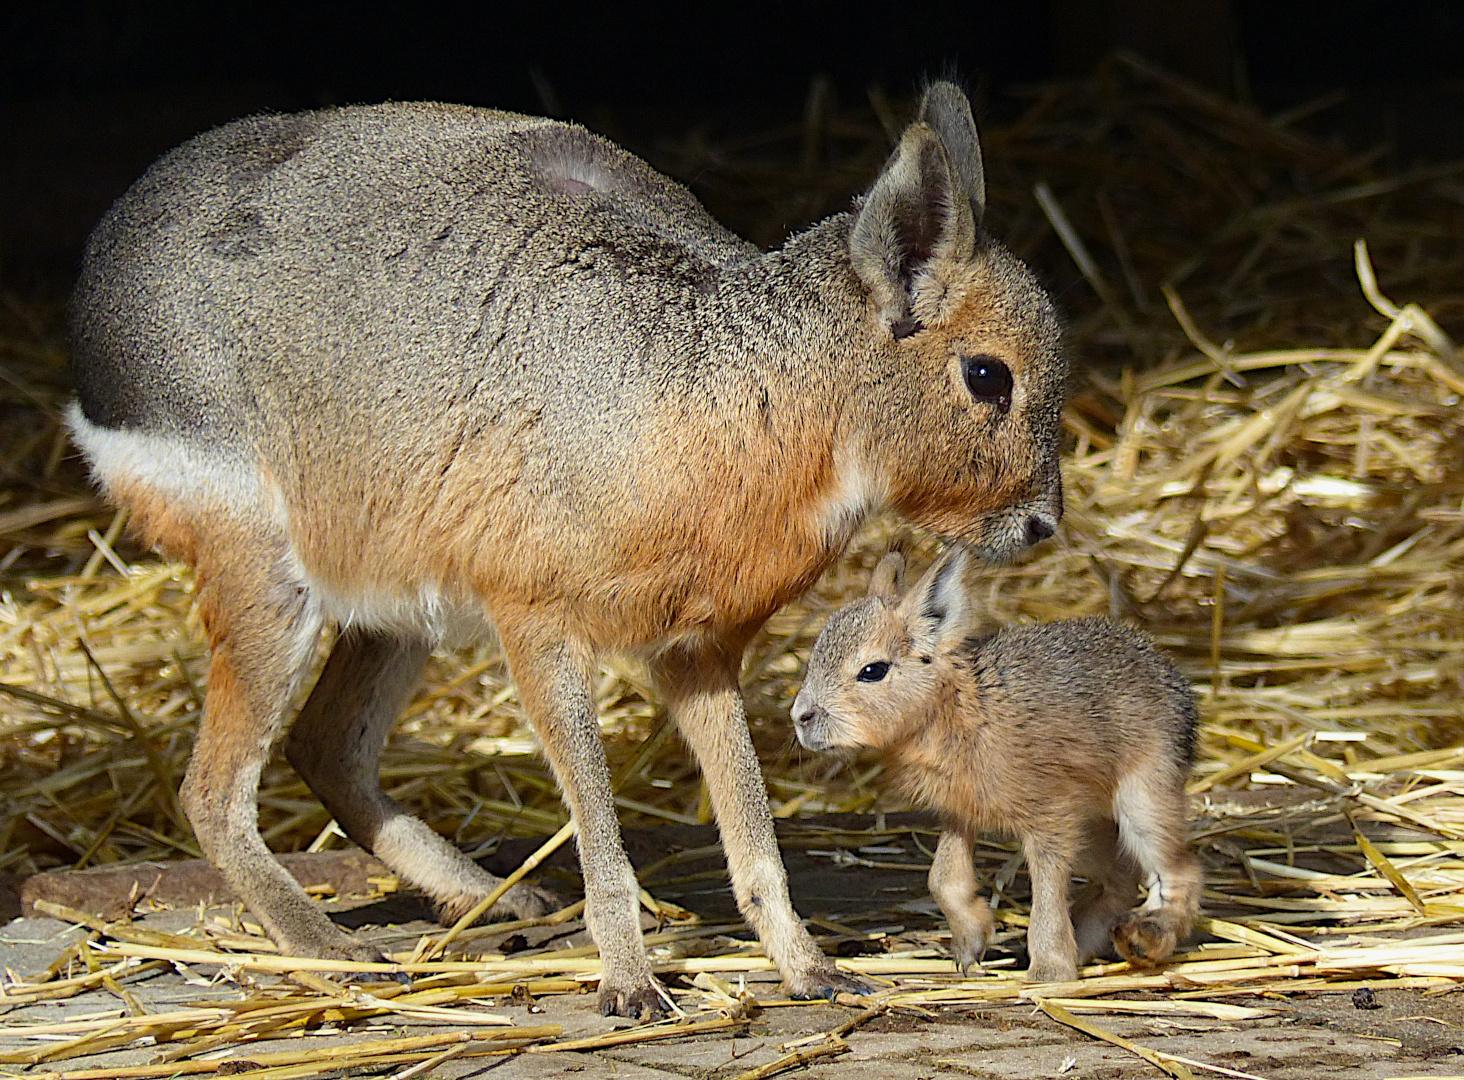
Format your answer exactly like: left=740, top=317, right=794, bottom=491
left=898, top=544, right=972, bottom=654
left=868, top=543, right=908, bottom=603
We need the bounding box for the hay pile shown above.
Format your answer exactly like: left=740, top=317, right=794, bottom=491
left=2, top=55, right=1463, bottom=1064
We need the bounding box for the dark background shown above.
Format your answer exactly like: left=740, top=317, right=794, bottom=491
left=3, top=0, right=1464, bottom=290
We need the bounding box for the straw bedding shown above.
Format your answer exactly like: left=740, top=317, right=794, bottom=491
left=1, top=53, right=1462, bottom=1073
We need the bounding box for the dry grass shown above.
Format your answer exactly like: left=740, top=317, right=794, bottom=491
left=1, top=53, right=1463, bottom=1076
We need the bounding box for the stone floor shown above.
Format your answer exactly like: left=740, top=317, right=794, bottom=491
left=4, top=816, right=1464, bottom=1079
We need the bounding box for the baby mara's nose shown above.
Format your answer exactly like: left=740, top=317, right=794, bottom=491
left=791, top=703, right=831, bottom=751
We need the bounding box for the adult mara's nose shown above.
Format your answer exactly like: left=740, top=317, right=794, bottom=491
left=1025, top=513, right=1056, bottom=548
left=1024, top=469, right=1063, bottom=548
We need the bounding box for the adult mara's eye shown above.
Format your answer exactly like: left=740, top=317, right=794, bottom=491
left=857, top=661, right=891, bottom=683
left=962, top=355, right=1013, bottom=410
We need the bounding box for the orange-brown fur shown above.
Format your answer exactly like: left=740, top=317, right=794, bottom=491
left=794, top=545, right=1202, bottom=982
left=281, top=413, right=849, bottom=650
left=105, top=476, right=201, bottom=566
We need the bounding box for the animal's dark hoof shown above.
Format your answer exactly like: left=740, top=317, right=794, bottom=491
left=949, top=930, right=988, bottom=974
left=597, top=978, right=669, bottom=1021
left=787, top=964, right=874, bottom=1000
left=1112, top=913, right=1177, bottom=967
left=435, top=880, right=566, bottom=927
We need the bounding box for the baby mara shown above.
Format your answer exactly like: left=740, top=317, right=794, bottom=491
left=794, top=545, right=1201, bottom=982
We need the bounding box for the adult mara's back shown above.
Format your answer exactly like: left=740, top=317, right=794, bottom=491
left=67, top=83, right=1066, bottom=1018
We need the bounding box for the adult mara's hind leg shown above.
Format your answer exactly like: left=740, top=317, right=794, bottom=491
left=652, top=643, right=871, bottom=1001
left=179, top=524, right=386, bottom=961
left=285, top=630, right=558, bottom=927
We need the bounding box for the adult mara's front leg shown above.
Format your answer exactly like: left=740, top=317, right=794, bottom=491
left=652, top=643, right=872, bottom=1000
left=497, top=621, right=664, bottom=1019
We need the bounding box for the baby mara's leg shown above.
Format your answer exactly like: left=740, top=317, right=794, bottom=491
left=928, top=831, right=994, bottom=973
left=1112, top=773, right=1201, bottom=965
left=1069, top=817, right=1141, bottom=963
left=1021, top=828, right=1080, bottom=983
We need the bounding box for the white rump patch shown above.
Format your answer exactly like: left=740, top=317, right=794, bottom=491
left=65, top=402, right=273, bottom=518
left=301, top=571, right=493, bottom=649
left=69, top=403, right=492, bottom=648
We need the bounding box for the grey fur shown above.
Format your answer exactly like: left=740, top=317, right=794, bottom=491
left=963, top=619, right=1199, bottom=769
left=918, top=81, right=986, bottom=223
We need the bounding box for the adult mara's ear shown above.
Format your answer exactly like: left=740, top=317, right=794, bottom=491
left=898, top=544, right=972, bottom=653
left=917, top=81, right=985, bottom=226
left=849, top=104, right=980, bottom=339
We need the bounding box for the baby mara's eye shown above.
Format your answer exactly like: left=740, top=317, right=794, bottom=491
left=962, top=355, right=1013, bottom=411
left=857, top=661, right=891, bottom=683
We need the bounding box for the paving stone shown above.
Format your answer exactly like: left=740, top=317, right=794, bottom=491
left=1269, top=1063, right=1464, bottom=1079
left=492, top=995, right=627, bottom=1041
left=0, top=916, right=89, bottom=974
left=4, top=843, right=1459, bottom=1080
left=1141, top=1026, right=1400, bottom=1069
left=786, top=1060, right=972, bottom=1079
left=450, top=1053, right=690, bottom=1079
left=605, top=1026, right=786, bottom=1072
left=932, top=1040, right=1150, bottom=1078
left=843, top=1022, right=1065, bottom=1061
left=933, top=1024, right=1406, bottom=1080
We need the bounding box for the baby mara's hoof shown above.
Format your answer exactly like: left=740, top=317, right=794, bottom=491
left=949, top=928, right=989, bottom=974
left=1112, top=913, right=1178, bottom=967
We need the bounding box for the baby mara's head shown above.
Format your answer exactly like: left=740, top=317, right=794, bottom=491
left=793, top=543, right=974, bottom=753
